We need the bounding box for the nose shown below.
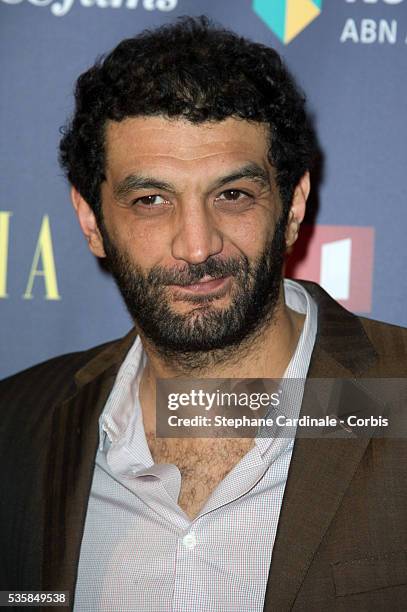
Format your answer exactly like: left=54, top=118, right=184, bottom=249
left=171, top=203, right=223, bottom=264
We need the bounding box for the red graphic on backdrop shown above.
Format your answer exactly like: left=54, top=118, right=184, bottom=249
left=286, top=225, right=375, bottom=313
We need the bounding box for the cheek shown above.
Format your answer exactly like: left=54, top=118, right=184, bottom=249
left=118, top=220, right=174, bottom=269
left=220, top=212, right=275, bottom=258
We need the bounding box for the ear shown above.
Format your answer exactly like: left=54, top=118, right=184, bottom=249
left=285, top=171, right=310, bottom=249
left=71, top=187, right=106, bottom=258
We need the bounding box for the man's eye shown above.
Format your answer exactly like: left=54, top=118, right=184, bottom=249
left=214, top=190, right=253, bottom=210
left=218, top=190, right=247, bottom=201
left=133, top=195, right=168, bottom=207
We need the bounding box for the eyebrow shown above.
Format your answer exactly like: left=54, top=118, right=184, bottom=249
left=113, top=176, right=176, bottom=200
left=210, top=163, right=270, bottom=191
left=113, top=162, right=270, bottom=201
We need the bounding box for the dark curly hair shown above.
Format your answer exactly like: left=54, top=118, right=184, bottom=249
left=59, top=16, right=316, bottom=223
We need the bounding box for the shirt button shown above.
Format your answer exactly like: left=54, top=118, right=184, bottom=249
left=182, top=532, right=197, bottom=550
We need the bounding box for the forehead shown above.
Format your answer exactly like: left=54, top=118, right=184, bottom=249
left=104, top=116, right=271, bottom=179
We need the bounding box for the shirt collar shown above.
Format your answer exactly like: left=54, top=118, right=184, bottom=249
left=99, top=335, right=146, bottom=451
left=283, top=278, right=318, bottom=379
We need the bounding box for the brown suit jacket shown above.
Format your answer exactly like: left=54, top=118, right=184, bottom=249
left=1, top=281, right=406, bottom=611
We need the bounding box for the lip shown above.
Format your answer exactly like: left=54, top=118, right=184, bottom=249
left=170, top=275, right=230, bottom=294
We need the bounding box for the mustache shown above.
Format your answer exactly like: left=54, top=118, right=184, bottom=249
left=146, top=256, right=249, bottom=287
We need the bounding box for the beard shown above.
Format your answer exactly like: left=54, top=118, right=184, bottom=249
left=100, top=214, right=287, bottom=369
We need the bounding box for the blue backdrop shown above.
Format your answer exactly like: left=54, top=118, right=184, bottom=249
left=1, top=0, right=406, bottom=379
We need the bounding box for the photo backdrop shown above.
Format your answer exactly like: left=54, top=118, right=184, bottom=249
left=1, top=0, right=406, bottom=379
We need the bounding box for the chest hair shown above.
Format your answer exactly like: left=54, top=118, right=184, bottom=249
left=146, top=434, right=254, bottom=519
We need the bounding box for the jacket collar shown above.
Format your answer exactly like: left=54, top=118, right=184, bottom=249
left=74, top=327, right=138, bottom=388
left=301, top=280, right=378, bottom=376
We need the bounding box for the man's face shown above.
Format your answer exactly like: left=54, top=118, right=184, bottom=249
left=85, top=117, right=301, bottom=358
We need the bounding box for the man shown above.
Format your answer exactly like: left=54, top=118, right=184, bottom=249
left=1, top=16, right=406, bottom=612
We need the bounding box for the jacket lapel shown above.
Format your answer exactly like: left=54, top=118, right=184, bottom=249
left=41, top=330, right=137, bottom=605
left=263, top=282, right=380, bottom=611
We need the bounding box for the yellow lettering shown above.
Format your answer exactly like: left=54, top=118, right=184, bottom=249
left=23, top=215, right=61, bottom=300
left=0, top=211, right=12, bottom=298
